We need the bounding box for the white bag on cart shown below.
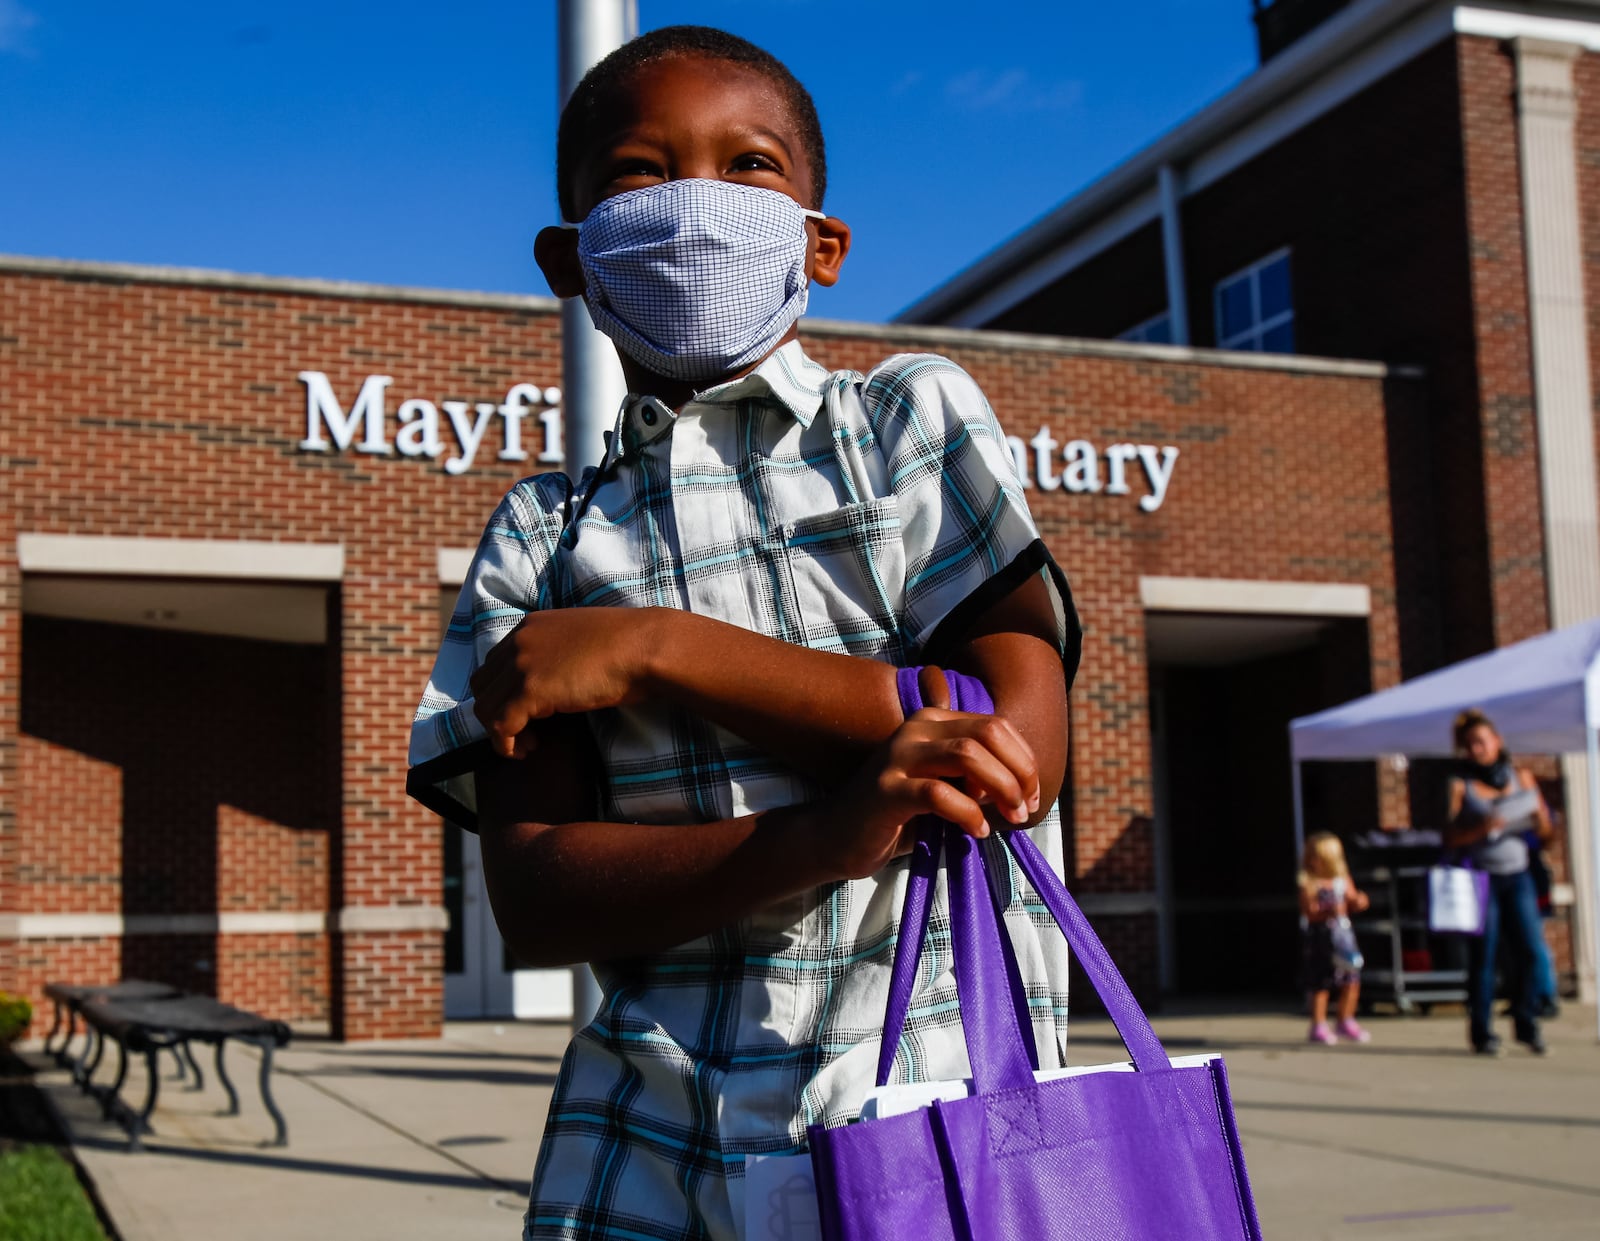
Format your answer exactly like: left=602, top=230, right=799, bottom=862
left=1427, top=864, right=1488, bottom=935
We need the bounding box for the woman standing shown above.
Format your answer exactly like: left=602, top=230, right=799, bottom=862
left=1445, top=709, right=1555, bottom=1056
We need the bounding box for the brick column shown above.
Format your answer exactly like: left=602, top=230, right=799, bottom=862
left=333, top=570, right=447, bottom=1040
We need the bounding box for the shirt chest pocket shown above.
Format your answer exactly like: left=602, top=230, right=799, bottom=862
left=774, top=495, right=906, bottom=659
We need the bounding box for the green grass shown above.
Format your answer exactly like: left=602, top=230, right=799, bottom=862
left=0, top=1143, right=109, bottom=1241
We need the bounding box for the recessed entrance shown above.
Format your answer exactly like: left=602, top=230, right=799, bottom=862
left=1146, top=610, right=1378, bottom=997
left=18, top=573, right=339, bottom=1017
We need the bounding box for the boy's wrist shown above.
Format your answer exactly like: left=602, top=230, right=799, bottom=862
left=754, top=802, right=837, bottom=891
left=635, top=607, right=690, bottom=699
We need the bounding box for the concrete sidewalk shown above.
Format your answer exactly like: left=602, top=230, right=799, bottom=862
left=25, top=1002, right=1600, bottom=1240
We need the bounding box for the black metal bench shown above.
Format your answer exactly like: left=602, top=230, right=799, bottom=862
left=43, top=980, right=188, bottom=1085
left=48, top=983, right=291, bottom=1150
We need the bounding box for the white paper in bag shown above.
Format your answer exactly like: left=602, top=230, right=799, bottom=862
left=742, top=1153, right=821, bottom=1241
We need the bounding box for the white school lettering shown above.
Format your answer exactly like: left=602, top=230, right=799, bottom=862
left=441, top=402, right=499, bottom=477
left=294, top=372, right=565, bottom=472
left=298, top=372, right=392, bottom=454
left=292, top=375, right=1181, bottom=504
left=1007, top=435, right=1030, bottom=488
left=1005, top=428, right=1180, bottom=512
left=538, top=392, right=565, bottom=464
left=1136, top=444, right=1180, bottom=513
left=496, top=384, right=540, bottom=462
left=1030, top=427, right=1062, bottom=492
left=396, top=398, right=443, bottom=459
left=1062, top=440, right=1101, bottom=494
left=1104, top=443, right=1137, bottom=495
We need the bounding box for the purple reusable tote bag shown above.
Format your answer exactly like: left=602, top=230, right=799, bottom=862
left=807, top=669, right=1263, bottom=1241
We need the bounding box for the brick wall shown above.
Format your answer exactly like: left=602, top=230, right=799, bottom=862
left=2, top=269, right=564, bottom=1038
left=1455, top=35, right=1551, bottom=652
left=2, top=264, right=1405, bottom=1024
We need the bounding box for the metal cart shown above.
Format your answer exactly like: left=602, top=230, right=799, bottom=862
left=1346, top=830, right=1469, bottom=1015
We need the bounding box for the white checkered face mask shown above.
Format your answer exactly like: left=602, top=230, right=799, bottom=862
left=571, top=179, right=825, bottom=382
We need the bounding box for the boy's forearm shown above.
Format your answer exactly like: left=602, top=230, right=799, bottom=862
left=641, top=607, right=1068, bottom=818
left=642, top=609, right=904, bottom=779
left=479, top=803, right=832, bottom=967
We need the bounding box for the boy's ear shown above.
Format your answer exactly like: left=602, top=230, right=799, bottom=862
left=534, top=226, right=586, bottom=298
left=808, top=216, right=851, bottom=288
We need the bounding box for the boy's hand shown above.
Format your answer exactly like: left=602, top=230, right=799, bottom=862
left=470, top=608, right=655, bottom=757
left=810, top=704, right=1040, bottom=882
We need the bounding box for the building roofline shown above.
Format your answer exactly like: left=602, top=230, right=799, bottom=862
left=0, top=253, right=564, bottom=313
left=0, top=252, right=1413, bottom=380
left=896, top=0, right=1600, bottom=326
left=802, top=315, right=1415, bottom=380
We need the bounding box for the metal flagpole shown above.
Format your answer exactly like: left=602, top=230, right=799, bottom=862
left=1585, top=651, right=1600, bottom=1042
left=557, top=0, right=633, bottom=474
left=558, top=0, right=635, bottom=1033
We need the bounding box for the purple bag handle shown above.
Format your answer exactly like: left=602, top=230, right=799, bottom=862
left=876, top=667, right=1171, bottom=1092
left=876, top=669, right=1036, bottom=1093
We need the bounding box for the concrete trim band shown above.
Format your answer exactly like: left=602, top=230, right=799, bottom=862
left=17, top=534, right=346, bottom=581
left=1139, top=577, right=1372, bottom=616
left=0, top=906, right=449, bottom=939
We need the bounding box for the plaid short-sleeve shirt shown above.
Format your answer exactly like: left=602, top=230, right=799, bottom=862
left=408, top=342, right=1080, bottom=1241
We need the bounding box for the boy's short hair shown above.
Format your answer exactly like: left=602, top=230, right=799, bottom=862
left=557, top=25, right=828, bottom=221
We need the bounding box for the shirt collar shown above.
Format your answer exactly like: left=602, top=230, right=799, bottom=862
left=609, top=341, right=830, bottom=463
left=688, top=340, right=828, bottom=428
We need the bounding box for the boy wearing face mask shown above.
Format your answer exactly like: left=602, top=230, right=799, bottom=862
left=409, top=25, right=1080, bottom=1241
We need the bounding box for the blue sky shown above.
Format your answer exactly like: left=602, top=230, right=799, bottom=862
left=1, top=1, right=1260, bottom=323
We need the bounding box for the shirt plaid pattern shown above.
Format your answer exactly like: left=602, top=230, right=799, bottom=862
left=409, top=342, right=1076, bottom=1241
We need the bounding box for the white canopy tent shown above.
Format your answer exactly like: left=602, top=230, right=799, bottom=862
left=1288, top=617, right=1600, bottom=1038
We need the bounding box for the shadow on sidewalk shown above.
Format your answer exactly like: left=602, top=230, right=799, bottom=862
left=1066, top=1028, right=1471, bottom=1057
left=1236, top=1097, right=1600, bottom=1130
left=69, top=1130, right=531, bottom=1197
left=294, top=1064, right=559, bottom=1087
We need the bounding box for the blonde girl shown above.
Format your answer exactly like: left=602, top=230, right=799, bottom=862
left=1298, top=832, right=1372, bottom=1044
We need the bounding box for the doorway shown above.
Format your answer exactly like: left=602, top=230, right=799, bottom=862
left=1147, top=612, right=1377, bottom=996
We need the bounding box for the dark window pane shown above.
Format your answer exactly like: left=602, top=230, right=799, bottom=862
left=1257, top=254, right=1293, bottom=321
left=1145, top=314, right=1173, bottom=345
left=1217, top=276, right=1254, bottom=342
left=1261, top=320, right=1296, bottom=354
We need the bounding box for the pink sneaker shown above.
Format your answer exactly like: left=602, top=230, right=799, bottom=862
left=1308, top=1023, right=1338, bottom=1045
left=1336, top=1019, right=1372, bottom=1044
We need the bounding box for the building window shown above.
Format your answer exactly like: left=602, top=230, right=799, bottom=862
left=1213, top=249, right=1294, bottom=353
left=1117, top=311, right=1173, bottom=345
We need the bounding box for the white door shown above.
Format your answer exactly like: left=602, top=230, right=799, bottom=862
left=444, top=826, right=573, bottom=1019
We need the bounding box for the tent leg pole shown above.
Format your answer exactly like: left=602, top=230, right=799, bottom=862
left=1587, top=724, right=1600, bottom=1043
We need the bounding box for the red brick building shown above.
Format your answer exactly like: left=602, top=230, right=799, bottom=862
left=903, top=0, right=1600, bottom=1000
left=1, top=248, right=1414, bottom=1036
